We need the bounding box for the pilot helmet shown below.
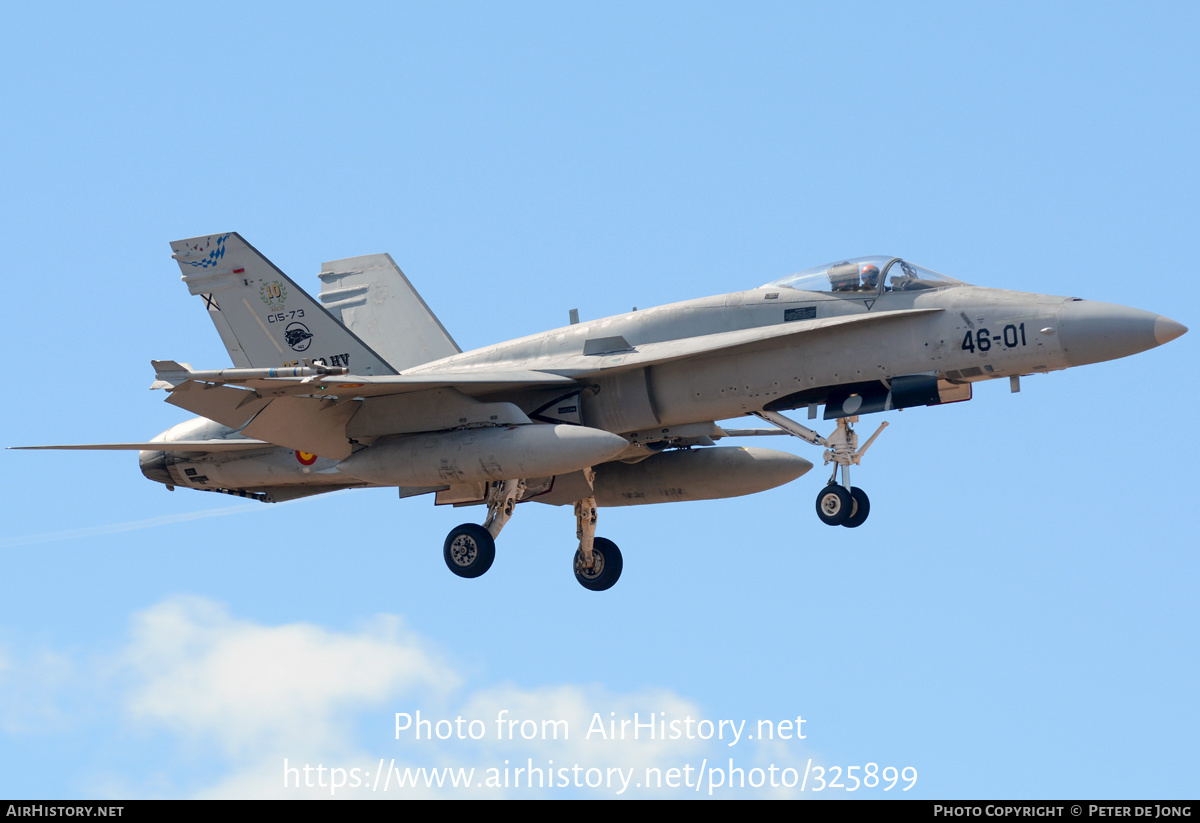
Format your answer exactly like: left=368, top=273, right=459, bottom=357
left=859, top=263, right=880, bottom=288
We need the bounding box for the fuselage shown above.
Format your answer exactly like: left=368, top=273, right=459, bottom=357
left=405, top=265, right=1177, bottom=430
left=141, top=256, right=1185, bottom=495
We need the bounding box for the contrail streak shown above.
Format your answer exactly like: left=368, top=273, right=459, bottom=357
left=2, top=493, right=341, bottom=549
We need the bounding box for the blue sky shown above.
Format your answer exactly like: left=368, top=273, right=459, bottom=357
left=2, top=1, right=1197, bottom=798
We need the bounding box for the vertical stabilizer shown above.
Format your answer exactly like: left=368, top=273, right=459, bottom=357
left=170, top=233, right=397, bottom=375
left=318, top=254, right=461, bottom=371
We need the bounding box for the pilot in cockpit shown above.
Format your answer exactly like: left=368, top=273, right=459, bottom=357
left=829, top=261, right=882, bottom=292
left=859, top=263, right=879, bottom=291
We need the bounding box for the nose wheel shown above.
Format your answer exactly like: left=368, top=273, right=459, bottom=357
left=815, top=484, right=870, bottom=527
left=815, top=484, right=852, bottom=525
left=844, top=487, right=870, bottom=528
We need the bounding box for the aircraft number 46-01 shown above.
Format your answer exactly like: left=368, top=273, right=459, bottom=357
left=15, top=236, right=1186, bottom=591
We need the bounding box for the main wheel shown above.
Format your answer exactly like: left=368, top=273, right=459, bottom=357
left=843, top=487, right=870, bottom=528
left=443, top=523, right=496, bottom=578
left=815, top=484, right=853, bottom=526
left=574, top=537, right=623, bottom=591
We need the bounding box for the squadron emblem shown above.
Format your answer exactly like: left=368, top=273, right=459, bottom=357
left=284, top=322, right=313, bottom=352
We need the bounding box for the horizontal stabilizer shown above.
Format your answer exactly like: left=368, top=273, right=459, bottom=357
left=164, top=382, right=272, bottom=430
left=240, top=395, right=359, bottom=460
left=156, top=370, right=573, bottom=457
left=9, top=440, right=271, bottom=452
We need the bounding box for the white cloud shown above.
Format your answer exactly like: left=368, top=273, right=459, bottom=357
left=4, top=597, right=818, bottom=798
left=458, top=683, right=711, bottom=767
left=122, top=596, right=458, bottom=759
left=0, top=644, right=78, bottom=734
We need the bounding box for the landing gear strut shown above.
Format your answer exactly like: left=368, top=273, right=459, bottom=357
left=572, top=467, right=622, bottom=591
left=753, top=410, right=886, bottom=528
left=440, top=472, right=625, bottom=590
left=442, top=479, right=523, bottom=579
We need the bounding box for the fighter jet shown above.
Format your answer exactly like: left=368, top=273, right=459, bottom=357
left=16, top=234, right=1186, bottom=591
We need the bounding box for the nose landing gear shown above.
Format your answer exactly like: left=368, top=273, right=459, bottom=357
left=815, top=484, right=870, bottom=527
left=752, top=411, right=886, bottom=528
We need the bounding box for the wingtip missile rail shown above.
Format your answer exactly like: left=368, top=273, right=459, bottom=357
left=149, top=360, right=350, bottom=390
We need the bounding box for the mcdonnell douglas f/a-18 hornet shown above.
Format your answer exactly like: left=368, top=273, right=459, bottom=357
left=18, top=234, right=1186, bottom=590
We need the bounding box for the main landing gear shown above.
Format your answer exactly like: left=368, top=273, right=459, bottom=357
left=752, top=411, right=887, bottom=528
left=571, top=471, right=623, bottom=591
left=442, top=469, right=624, bottom=591
left=574, top=537, right=623, bottom=592
left=443, top=477, right=521, bottom=579
left=443, top=523, right=495, bottom=578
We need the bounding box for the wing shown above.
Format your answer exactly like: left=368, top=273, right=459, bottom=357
left=9, top=440, right=270, bottom=452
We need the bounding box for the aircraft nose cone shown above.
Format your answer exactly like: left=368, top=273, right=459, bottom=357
left=1155, top=316, right=1188, bottom=346
left=1058, top=300, right=1185, bottom=368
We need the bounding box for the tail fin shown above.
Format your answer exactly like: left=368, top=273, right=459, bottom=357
left=170, top=233, right=397, bottom=375
left=318, top=253, right=461, bottom=371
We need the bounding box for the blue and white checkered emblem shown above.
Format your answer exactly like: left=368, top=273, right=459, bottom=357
left=178, top=234, right=230, bottom=268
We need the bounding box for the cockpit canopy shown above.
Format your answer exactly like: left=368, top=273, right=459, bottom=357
left=765, top=257, right=967, bottom=295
